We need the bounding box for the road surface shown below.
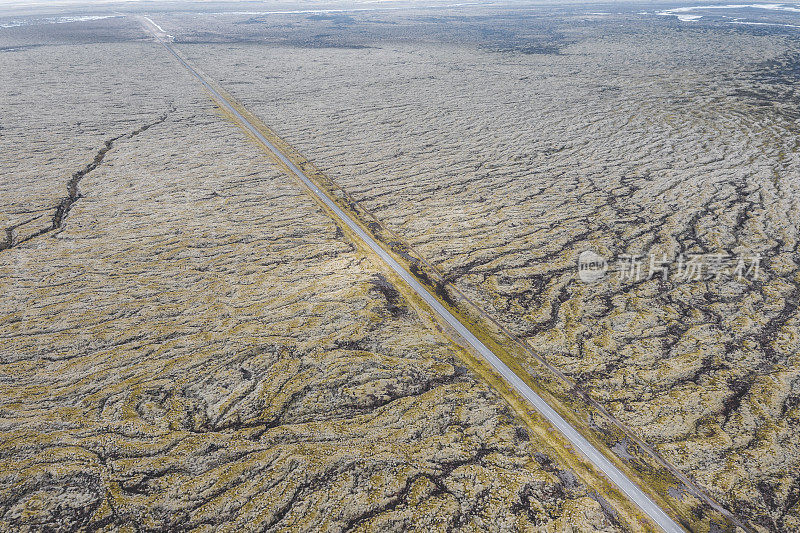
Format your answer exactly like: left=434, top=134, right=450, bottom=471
left=140, top=16, right=686, bottom=533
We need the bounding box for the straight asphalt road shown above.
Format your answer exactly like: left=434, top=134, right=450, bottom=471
left=140, top=16, right=686, bottom=532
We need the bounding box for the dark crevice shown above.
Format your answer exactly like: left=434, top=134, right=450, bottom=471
left=369, top=273, right=409, bottom=318
left=0, top=108, right=173, bottom=252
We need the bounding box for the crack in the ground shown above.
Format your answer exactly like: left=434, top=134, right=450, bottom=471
left=0, top=108, right=173, bottom=252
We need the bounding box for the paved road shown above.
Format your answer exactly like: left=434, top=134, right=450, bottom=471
left=140, top=17, right=685, bottom=533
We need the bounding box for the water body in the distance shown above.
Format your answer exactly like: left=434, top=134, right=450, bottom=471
left=0, top=15, right=117, bottom=28
left=654, top=2, right=800, bottom=27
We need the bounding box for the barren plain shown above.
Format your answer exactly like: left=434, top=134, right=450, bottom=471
left=1, top=2, right=799, bottom=532
left=166, top=5, right=800, bottom=532
left=0, top=12, right=631, bottom=533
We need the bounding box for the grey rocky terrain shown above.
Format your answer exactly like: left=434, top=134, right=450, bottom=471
left=0, top=16, right=626, bottom=532
left=172, top=6, right=800, bottom=531
left=2, top=3, right=799, bottom=531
